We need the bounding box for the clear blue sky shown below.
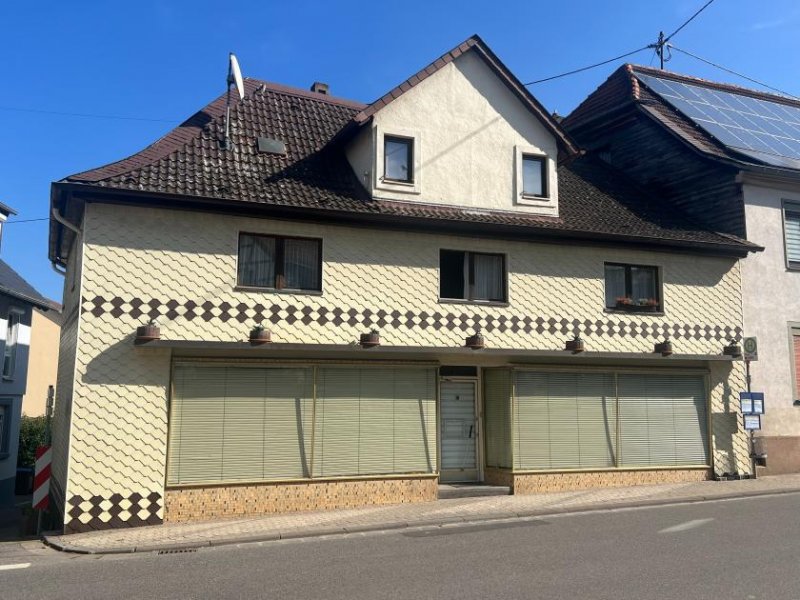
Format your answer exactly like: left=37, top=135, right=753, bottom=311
left=2, top=0, right=798, bottom=302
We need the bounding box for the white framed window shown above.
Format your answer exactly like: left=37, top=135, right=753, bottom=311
left=514, top=145, right=557, bottom=215
left=3, top=310, right=21, bottom=380
left=782, top=200, right=800, bottom=270
left=375, top=126, right=422, bottom=194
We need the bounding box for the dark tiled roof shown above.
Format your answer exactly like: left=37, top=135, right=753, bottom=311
left=54, top=52, right=756, bottom=257
left=0, top=260, right=51, bottom=309
left=564, top=63, right=799, bottom=167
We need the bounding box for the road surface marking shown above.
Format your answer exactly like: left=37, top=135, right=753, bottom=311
left=659, top=518, right=714, bottom=533
left=0, top=563, right=31, bottom=571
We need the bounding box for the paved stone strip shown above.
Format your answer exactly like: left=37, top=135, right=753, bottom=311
left=44, top=474, right=800, bottom=554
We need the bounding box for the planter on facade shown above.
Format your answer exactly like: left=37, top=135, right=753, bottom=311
left=360, top=330, right=381, bottom=348
left=723, top=342, right=742, bottom=358
left=465, top=332, right=485, bottom=350
left=565, top=335, right=585, bottom=354
left=135, top=320, right=160, bottom=343
left=654, top=338, right=673, bottom=357
left=249, top=326, right=272, bottom=345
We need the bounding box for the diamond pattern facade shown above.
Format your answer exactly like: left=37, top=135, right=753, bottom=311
left=52, top=202, right=753, bottom=532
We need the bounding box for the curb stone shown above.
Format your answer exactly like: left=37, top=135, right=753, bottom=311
left=41, top=486, right=800, bottom=555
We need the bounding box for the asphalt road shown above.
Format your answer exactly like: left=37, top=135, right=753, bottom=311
left=2, top=493, right=799, bottom=599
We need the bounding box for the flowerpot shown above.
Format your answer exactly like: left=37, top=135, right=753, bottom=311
left=615, top=302, right=634, bottom=312
left=655, top=340, right=673, bottom=356
left=135, top=324, right=160, bottom=342
left=249, top=328, right=272, bottom=345
left=565, top=338, right=585, bottom=353
left=360, top=332, right=381, bottom=348
left=465, top=333, right=485, bottom=350
left=723, top=343, right=742, bottom=358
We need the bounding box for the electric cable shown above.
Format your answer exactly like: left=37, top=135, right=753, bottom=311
left=0, top=105, right=175, bottom=123
left=523, top=46, right=651, bottom=85
left=668, top=44, right=800, bottom=100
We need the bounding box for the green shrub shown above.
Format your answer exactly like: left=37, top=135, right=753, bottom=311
left=17, top=415, right=48, bottom=468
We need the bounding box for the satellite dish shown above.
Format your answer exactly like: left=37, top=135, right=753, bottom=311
left=228, top=53, right=245, bottom=100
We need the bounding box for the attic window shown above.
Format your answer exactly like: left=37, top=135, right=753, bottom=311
left=384, top=136, right=413, bottom=183
left=522, top=154, right=547, bottom=198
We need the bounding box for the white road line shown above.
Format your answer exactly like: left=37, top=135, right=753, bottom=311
left=658, top=518, right=714, bottom=534
left=0, top=563, right=31, bottom=571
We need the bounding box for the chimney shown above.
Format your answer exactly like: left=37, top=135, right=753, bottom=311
left=310, top=81, right=329, bottom=95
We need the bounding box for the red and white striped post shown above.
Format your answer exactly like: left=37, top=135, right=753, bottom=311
left=33, top=445, right=51, bottom=511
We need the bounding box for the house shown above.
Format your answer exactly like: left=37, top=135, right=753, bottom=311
left=23, top=304, right=61, bottom=417
left=48, top=36, right=757, bottom=534
left=563, top=64, right=800, bottom=475
left=0, top=203, right=52, bottom=506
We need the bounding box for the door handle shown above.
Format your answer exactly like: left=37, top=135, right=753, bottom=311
left=468, top=425, right=473, bottom=439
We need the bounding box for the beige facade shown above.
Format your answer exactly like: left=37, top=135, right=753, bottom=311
left=49, top=201, right=752, bottom=532
left=22, top=307, right=61, bottom=416
left=346, top=51, right=559, bottom=216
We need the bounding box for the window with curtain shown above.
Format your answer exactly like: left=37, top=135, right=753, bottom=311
left=784, top=203, right=800, bottom=269
left=238, top=233, right=321, bottom=291
left=604, top=263, right=660, bottom=312
left=522, top=155, right=547, bottom=197
left=384, top=135, right=413, bottom=182
left=439, top=250, right=506, bottom=302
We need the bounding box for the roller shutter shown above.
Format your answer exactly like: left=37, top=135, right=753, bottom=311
left=314, top=367, right=437, bottom=477
left=167, top=365, right=313, bottom=485
left=617, top=374, right=708, bottom=467
left=513, top=371, right=617, bottom=470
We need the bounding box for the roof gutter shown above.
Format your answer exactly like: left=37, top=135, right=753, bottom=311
left=50, top=204, right=80, bottom=274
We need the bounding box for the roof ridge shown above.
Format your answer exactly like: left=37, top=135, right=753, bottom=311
left=630, top=64, right=800, bottom=109
left=63, top=78, right=365, bottom=185
left=351, top=34, right=579, bottom=157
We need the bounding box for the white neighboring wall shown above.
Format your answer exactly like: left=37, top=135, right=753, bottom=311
left=741, top=181, right=800, bottom=437
left=345, top=51, right=559, bottom=216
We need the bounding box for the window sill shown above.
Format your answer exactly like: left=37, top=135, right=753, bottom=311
left=438, top=298, right=509, bottom=308
left=520, top=194, right=551, bottom=202
left=604, top=308, right=665, bottom=317
left=1, top=376, right=12, bottom=382
left=235, top=286, right=323, bottom=296
left=376, top=178, right=421, bottom=195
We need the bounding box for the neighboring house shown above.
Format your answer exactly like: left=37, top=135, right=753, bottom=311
left=48, top=36, right=757, bottom=534
left=22, top=304, right=61, bottom=416
left=0, top=203, right=52, bottom=505
left=563, top=65, right=800, bottom=475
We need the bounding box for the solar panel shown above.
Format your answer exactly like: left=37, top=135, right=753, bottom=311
left=636, top=72, right=800, bottom=169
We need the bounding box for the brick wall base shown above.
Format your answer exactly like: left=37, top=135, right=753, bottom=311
left=484, top=467, right=514, bottom=487
left=512, top=468, right=710, bottom=495
left=164, top=476, right=438, bottom=523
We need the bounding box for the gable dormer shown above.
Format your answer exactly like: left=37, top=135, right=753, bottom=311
left=344, top=36, right=578, bottom=217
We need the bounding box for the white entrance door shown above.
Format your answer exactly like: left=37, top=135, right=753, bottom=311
left=440, top=380, right=478, bottom=482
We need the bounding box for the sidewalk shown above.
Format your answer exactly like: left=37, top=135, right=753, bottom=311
left=44, top=474, right=800, bottom=554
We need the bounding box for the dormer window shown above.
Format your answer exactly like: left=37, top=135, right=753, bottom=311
left=384, top=135, right=413, bottom=183
left=522, top=154, right=547, bottom=198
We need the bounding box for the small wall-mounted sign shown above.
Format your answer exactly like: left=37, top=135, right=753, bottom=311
left=744, top=414, right=762, bottom=431
left=740, top=392, right=765, bottom=415
left=743, top=337, right=758, bottom=361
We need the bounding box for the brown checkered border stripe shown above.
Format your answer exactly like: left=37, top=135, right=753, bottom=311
left=66, top=492, right=163, bottom=533
left=82, top=295, right=741, bottom=342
